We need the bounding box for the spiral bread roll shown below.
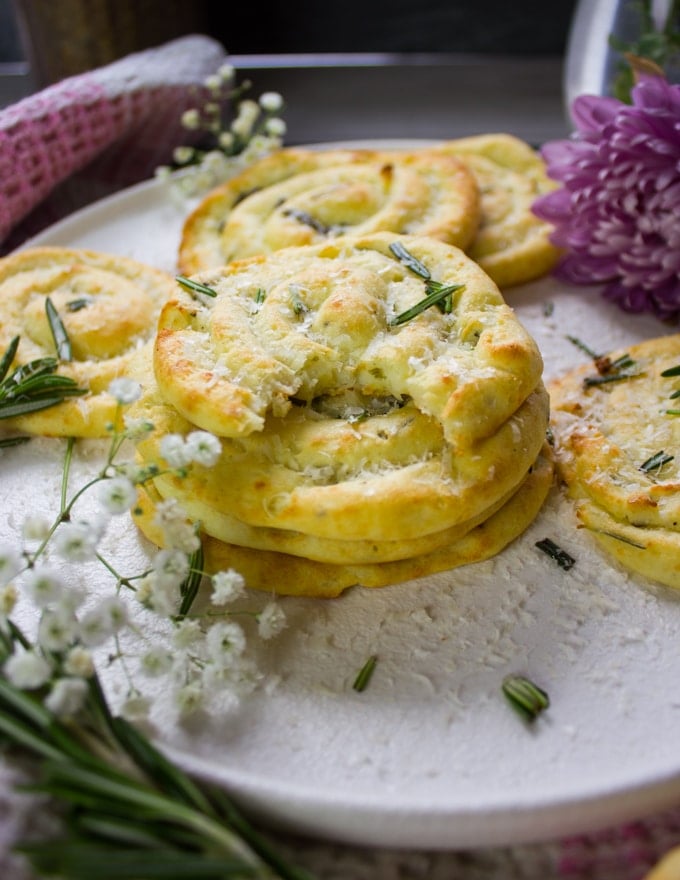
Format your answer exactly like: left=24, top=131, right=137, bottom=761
left=178, top=146, right=481, bottom=275
left=549, top=334, right=680, bottom=590
left=157, top=233, right=544, bottom=448
left=432, top=133, right=561, bottom=288
left=0, top=247, right=177, bottom=437
left=132, top=232, right=552, bottom=595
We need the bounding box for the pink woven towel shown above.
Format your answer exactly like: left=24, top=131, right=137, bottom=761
left=0, top=34, right=228, bottom=246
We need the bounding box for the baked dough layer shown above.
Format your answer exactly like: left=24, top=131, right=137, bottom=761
left=133, top=447, right=554, bottom=597
left=0, top=247, right=176, bottom=437
left=156, top=233, right=544, bottom=450
left=549, top=334, right=680, bottom=589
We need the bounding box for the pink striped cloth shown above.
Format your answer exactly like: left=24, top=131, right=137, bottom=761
left=0, top=34, right=227, bottom=250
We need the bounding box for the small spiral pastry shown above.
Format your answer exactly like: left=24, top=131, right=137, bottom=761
left=433, top=133, right=561, bottom=288
left=0, top=247, right=176, bottom=437
left=177, top=146, right=481, bottom=274
left=549, top=334, right=680, bottom=590
left=156, top=232, right=544, bottom=449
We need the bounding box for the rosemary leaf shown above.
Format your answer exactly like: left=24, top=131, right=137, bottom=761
left=177, top=541, right=205, bottom=619
left=502, top=674, right=550, bottom=723
left=388, top=241, right=431, bottom=279
left=352, top=655, right=378, bottom=692
left=66, top=296, right=93, bottom=312
left=45, top=297, right=72, bottom=361
left=0, top=396, right=79, bottom=419
left=283, top=207, right=331, bottom=235
left=640, top=450, right=674, bottom=473
left=583, top=370, right=641, bottom=388
left=566, top=335, right=600, bottom=359
left=390, top=283, right=465, bottom=326
left=535, top=538, right=575, bottom=571
left=0, top=335, right=19, bottom=383
left=661, top=364, right=680, bottom=377
left=0, top=436, right=30, bottom=448
left=176, top=275, right=217, bottom=298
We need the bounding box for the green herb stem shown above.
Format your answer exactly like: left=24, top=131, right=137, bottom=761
left=176, top=275, right=218, bottom=298
left=352, top=655, right=378, bottom=692
left=502, top=674, right=550, bottom=723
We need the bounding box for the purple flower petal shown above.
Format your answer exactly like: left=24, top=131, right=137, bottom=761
left=533, top=74, right=680, bottom=319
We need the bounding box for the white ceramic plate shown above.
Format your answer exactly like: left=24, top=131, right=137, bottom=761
left=5, top=147, right=680, bottom=850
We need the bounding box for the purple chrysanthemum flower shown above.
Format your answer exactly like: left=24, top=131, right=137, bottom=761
left=533, top=74, right=680, bottom=319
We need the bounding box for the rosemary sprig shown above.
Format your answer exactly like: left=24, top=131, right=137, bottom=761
left=388, top=242, right=464, bottom=324
left=176, top=275, right=218, bottom=299
left=502, top=674, right=550, bottom=723
left=352, top=655, right=378, bottom=692
left=46, top=296, right=72, bottom=361
left=0, top=624, right=311, bottom=880
left=535, top=538, right=576, bottom=571
left=0, top=337, right=87, bottom=420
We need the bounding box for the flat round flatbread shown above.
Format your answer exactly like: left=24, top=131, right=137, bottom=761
left=433, top=133, right=560, bottom=288
left=549, top=334, right=680, bottom=589
left=177, top=146, right=481, bottom=274
left=133, top=447, right=554, bottom=597
left=156, top=232, right=545, bottom=451
left=0, top=247, right=176, bottom=437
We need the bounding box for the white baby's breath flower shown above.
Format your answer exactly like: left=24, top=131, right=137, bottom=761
left=257, top=601, right=287, bottom=640
left=45, top=677, right=88, bottom=717
left=120, top=693, right=152, bottom=722
left=108, top=377, right=142, bottom=405
left=159, top=433, right=191, bottom=468
left=265, top=117, right=287, bottom=137
left=137, top=571, right=180, bottom=617
left=259, top=91, right=283, bottom=113
left=152, top=548, right=190, bottom=588
left=152, top=498, right=199, bottom=554
left=218, top=63, right=235, bottom=82
left=21, top=514, right=51, bottom=542
left=175, top=681, right=205, bottom=717
left=39, top=608, right=78, bottom=653
left=173, top=145, right=195, bottom=165
left=210, top=569, right=246, bottom=606
left=203, top=73, right=222, bottom=92
left=123, top=415, right=154, bottom=440
left=205, top=621, right=246, bottom=666
left=53, top=522, right=99, bottom=562
left=0, top=583, right=17, bottom=617
left=181, top=108, right=201, bottom=130
left=0, top=543, right=22, bottom=585
left=185, top=430, right=221, bottom=467
left=24, top=566, right=65, bottom=608
left=173, top=618, right=203, bottom=648
left=231, top=99, right=260, bottom=138
left=218, top=131, right=235, bottom=150
left=98, top=476, right=136, bottom=515
left=78, top=596, right=128, bottom=647
left=5, top=648, right=51, bottom=689
left=140, top=646, right=174, bottom=677
left=63, top=646, right=95, bottom=678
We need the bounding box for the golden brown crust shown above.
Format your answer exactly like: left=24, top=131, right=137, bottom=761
left=178, top=146, right=481, bottom=274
